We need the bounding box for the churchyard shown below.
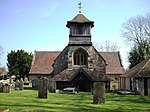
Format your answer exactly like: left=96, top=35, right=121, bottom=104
left=0, top=84, right=150, bottom=112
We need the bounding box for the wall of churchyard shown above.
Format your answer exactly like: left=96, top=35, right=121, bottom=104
left=53, top=47, right=68, bottom=75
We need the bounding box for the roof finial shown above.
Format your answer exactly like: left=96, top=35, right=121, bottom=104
left=78, top=2, right=83, bottom=13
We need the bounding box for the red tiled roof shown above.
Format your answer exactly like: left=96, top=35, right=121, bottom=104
left=29, top=51, right=124, bottom=75
left=29, top=51, right=60, bottom=74
left=100, top=52, right=124, bottom=75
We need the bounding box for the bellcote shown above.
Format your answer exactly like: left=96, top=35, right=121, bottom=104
left=66, top=14, right=94, bottom=45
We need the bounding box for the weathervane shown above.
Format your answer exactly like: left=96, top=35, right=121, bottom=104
left=78, top=2, right=83, bottom=13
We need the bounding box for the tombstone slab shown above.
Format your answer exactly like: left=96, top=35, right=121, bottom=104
left=38, top=77, right=49, bottom=98
left=93, top=82, right=105, bottom=104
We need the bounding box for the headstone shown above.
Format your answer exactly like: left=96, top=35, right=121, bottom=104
left=38, top=77, right=49, bottom=98
left=93, top=82, right=105, bottom=104
left=3, top=84, right=11, bottom=93
left=32, top=78, right=38, bottom=88
left=15, top=80, right=20, bottom=90
left=24, top=77, right=29, bottom=85
left=20, top=78, right=24, bottom=90
left=48, top=80, right=56, bottom=93
left=15, top=79, right=24, bottom=90
left=0, top=83, right=3, bottom=92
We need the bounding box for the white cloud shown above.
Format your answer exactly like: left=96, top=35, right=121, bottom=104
left=39, top=3, right=59, bottom=18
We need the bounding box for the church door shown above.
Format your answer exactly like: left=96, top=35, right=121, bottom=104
left=71, top=71, right=92, bottom=92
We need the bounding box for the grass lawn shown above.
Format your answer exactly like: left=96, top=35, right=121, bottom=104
left=0, top=86, right=150, bottom=112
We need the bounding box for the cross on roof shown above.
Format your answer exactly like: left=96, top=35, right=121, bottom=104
left=78, top=2, right=83, bottom=13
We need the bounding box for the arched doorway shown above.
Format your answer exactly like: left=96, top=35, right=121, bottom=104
left=71, top=69, right=92, bottom=92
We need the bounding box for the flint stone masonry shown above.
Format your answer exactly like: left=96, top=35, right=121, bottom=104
left=93, top=82, right=105, bottom=104
left=38, top=77, right=49, bottom=98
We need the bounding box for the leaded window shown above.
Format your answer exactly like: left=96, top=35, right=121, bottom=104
left=74, top=48, right=87, bottom=65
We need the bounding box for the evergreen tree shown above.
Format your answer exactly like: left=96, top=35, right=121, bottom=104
left=7, top=50, right=33, bottom=79
left=129, top=41, right=150, bottom=68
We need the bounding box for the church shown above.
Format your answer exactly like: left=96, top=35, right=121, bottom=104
left=29, top=11, right=124, bottom=92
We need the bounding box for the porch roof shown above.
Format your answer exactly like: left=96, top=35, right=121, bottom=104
left=52, top=68, right=110, bottom=82
left=125, top=58, right=150, bottom=78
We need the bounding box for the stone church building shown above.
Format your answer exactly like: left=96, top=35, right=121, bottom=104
left=29, top=13, right=124, bottom=91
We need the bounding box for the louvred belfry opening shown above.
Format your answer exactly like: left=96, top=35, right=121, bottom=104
left=66, top=14, right=94, bottom=45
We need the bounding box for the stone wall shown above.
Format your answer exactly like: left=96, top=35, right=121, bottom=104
left=107, top=74, right=121, bottom=90
left=67, top=45, right=105, bottom=72
left=53, top=47, right=68, bottom=75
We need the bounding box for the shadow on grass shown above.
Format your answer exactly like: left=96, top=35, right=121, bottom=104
left=0, top=102, right=102, bottom=112
left=106, top=93, right=150, bottom=104
left=24, top=86, right=38, bottom=91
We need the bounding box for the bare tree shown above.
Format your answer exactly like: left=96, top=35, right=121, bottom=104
left=122, top=12, right=150, bottom=46
left=0, top=46, right=4, bottom=65
left=0, top=67, right=6, bottom=75
left=93, top=40, right=120, bottom=52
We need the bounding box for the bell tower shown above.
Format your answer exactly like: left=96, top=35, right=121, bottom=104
left=66, top=4, right=94, bottom=45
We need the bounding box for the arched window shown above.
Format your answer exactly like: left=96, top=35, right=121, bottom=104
left=74, top=48, right=88, bottom=66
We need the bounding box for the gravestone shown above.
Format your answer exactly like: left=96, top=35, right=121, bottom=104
left=15, top=80, right=20, bottom=90
left=3, top=84, right=11, bottom=93
left=93, top=82, right=105, bottom=104
left=20, top=78, right=24, bottom=90
left=48, top=80, right=56, bottom=93
left=32, top=78, right=38, bottom=88
left=24, top=77, right=29, bottom=85
left=15, top=79, right=24, bottom=90
left=38, top=77, right=49, bottom=98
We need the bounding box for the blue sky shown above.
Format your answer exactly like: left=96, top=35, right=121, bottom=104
left=0, top=0, right=150, bottom=69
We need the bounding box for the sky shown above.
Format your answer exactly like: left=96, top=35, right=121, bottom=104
left=0, top=0, right=150, bottom=69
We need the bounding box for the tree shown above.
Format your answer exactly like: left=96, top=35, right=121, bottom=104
left=122, top=12, right=150, bottom=46
left=0, top=67, right=6, bottom=75
left=128, top=41, right=150, bottom=68
left=7, top=50, right=33, bottom=79
left=93, top=40, right=120, bottom=52
left=0, top=46, right=4, bottom=65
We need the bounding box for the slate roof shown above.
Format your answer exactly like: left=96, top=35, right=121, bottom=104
left=66, top=14, right=94, bottom=27
left=100, top=52, right=124, bottom=75
left=70, top=14, right=92, bottom=23
left=125, top=58, right=150, bottom=78
left=29, top=51, right=124, bottom=75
